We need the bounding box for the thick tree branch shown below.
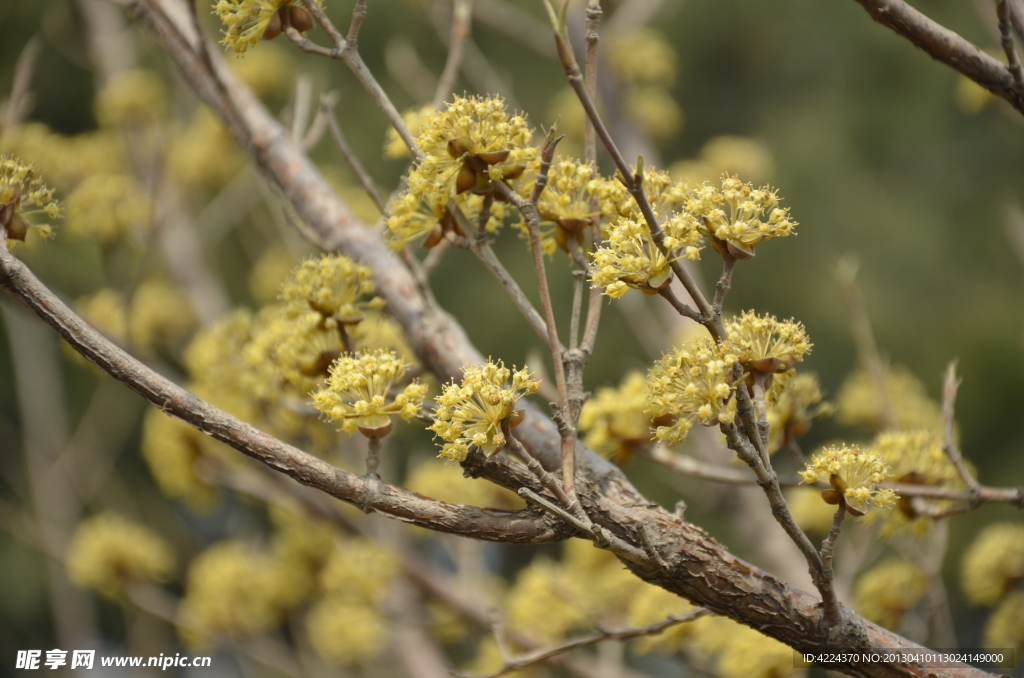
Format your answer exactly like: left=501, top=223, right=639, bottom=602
left=0, top=245, right=571, bottom=545
left=853, top=0, right=1024, bottom=114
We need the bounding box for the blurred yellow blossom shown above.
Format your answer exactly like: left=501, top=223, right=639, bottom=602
left=766, top=372, right=832, bottom=453
left=670, top=136, right=774, bottom=186
left=94, top=70, right=167, bottom=128
left=65, top=173, right=152, bottom=244
left=984, top=591, right=1024, bottom=655
left=607, top=28, right=677, bottom=86
left=854, top=559, right=927, bottom=629
left=962, top=523, right=1024, bottom=607
left=319, top=538, right=399, bottom=604
left=307, top=597, right=388, bottom=666
left=67, top=513, right=174, bottom=599
left=578, top=371, right=653, bottom=463
left=836, top=365, right=943, bottom=432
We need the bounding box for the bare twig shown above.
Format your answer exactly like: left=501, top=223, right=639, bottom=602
left=819, top=506, right=848, bottom=626
left=940, top=361, right=982, bottom=498
left=455, top=608, right=708, bottom=678
left=642, top=445, right=804, bottom=487
left=321, top=94, right=388, bottom=216
left=1, top=37, right=42, bottom=129
left=852, top=0, right=1024, bottom=114
left=837, top=255, right=894, bottom=429
left=0, top=244, right=572, bottom=545
left=470, top=239, right=553, bottom=345
left=998, top=1, right=1024, bottom=92
left=432, top=0, right=473, bottom=109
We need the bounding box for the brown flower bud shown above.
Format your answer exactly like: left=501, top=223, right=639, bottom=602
left=262, top=8, right=283, bottom=40
left=288, top=5, right=314, bottom=33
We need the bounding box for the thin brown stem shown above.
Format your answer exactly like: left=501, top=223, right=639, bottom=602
left=321, top=95, right=388, bottom=216
left=570, top=271, right=584, bottom=349
left=432, top=0, right=473, bottom=109
left=456, top=608, right=707, bottom=678
left=999, top=0, right=1024, bottom=92
left=819, top=506, right=848, bottom=626
left=642, top=445, right=804, bottom=487
left=470, top=239, right=552, bottom=345
left=941, top=360, right=983, bottom=498
left=712, top=254, right=737, bottom=310
left=657, top=286, right=702, bottom=322
left=853, top=0, right=1024, bottom=114
left=346, top=0, right=368, bottom=45
left=366, top=435, right=382, bottom=478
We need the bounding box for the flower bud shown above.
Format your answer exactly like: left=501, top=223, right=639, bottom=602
left=288, top=5, right=314, bottom=33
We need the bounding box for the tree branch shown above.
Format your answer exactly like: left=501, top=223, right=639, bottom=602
left=853, top=0, right=1024, bottom=114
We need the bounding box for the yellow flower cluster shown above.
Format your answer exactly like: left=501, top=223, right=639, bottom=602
left=166, top=109, right=244, bottom=191
left=78, top=280, right=196, bottom=353
left=590, top=213, right=703, bottom=298
left=429, top=360, right=539, bottom=461
left=766, top=372, right=833, bottom=453
left=984, top=591, right=1024, bottom=655
left=386, top=95, right=536, bottom=247
left=686, top=175, right=796, bottom=259
left=387, top=190, right=509, bottom=249
left=213, top=0, right=318, bottom=55
left=626, top=585, right=699, bottom=653
left=65, top=173, right=152, bottom=244
left=141, top=407, right=238, bottom=509
left=280, top=254, right=384, bottom=324
left=535, top=157, right=599, bottom=253
left=578, top=371, right=652, bottom=463
left=594, top=166, right=687, bottom=223
left=94, top=70, right=167, bottom=128
left=1, top=124, right=123, bottom=190
left=670, top=136, right=774, bottom=186
left=961, top=523, right=1024, bottom=606
left=836, top=365, right=944, bottom=432
left=312, top=349, right=426, bottom=435
left=268, top=504, right=336, bottom=607
left=799, top=444, right=896, bottom=516
left=307, top=538, right=398, bottom=666
left=647, top=339, right=738, bottom=446
left=606, top=29, right=683, bottom=140
left=66, top=513, right=174, bottom=599
left=384, top=104, right=436, bottom=159
left=179, top=542, right=287, bottom=647
left=870, top=429, right=967, bottom=534
left=1, top=155, right=60, bottom=242
left=853, top=559, right=927, bottom=629
left=725, top=310, right=812, bottom=375
left=504, top=560, right=590, bottom=643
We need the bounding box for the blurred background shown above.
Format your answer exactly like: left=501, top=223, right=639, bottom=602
left=1, top=0, right=1023, bottom=676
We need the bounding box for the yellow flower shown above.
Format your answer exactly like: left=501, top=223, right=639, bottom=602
left=280, top=254, right=384, bottom=324
left=505, top=560, right=589, bottom=643
left=384, top=104, right=436, bottom=159
left=179, top=542, right=285, bottom=647
left=625, top=86, right=684, bottom=140
left=386, top=189, right=509, bottom=250
left=0, top=155, right=60, bottom=242
left=593, top=165, right=687, bottom=223
left=534, top=157, right=600, bottom=252
left=429, top=360, right=539, bottom=461
left=725, top=310, right=812, bottom=374
left=766, top=371, right=832, bottom=453
left=606, top=28, right=677, bottom=86
left=166, top=109, right=244, bottom=190
left=626, top=584, right=698, bottom=654
left=711, top=622, right=796, bottom=678
left=984, top=591, right=1024, bottom=654
left=405, top=94, right=537, bottom=207
left=306, top=597, right=387, bottom=666
left=799, top=444, right=897, bottom=516
left=961, top=523, right=1024, bottom=607
left=141, top=407, right=233, bottom=509
left=590, top=213, right=703, bottom=298
left=578, top=371, right=653, bottom=463
left=685, top=175, right=795, bottom=259
left=670, top=135, right=774, bottom=187
left=647, top=339, right=738, bottom=446
left=65, top=173, right=152, bottom=244
left=854, top=559, right=927, bottom=629
left=836, top=365, right=944, bottom=432
left=213, top=0, right=319, bottom=55
left=93, top=69, right=167, bottom=128
left=66, top=513, right=174, bottom=599
left=312, top=349, right=426, bottom=435
left=319, top=538, right=399, bottom=604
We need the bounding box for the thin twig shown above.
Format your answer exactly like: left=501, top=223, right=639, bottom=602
left=940, top=360, right=982, bottom=498
left=657, top=286, right=701, bottom=322
left=432, top=0, right=473, bottom=109
left=321, top=94, right=388, bottom=215
left=853, top=0, right=1024, bottom=114
left=712, top=254, right=737, bottom=310
left=819, top=506, right=848, bottom=626
left=998, top=0, right=1024, bottom=92
left=569, top=270, right=584, bottom=350
left=455, top=608, right=708, bottom=678
left=471, top=239, right=552, bottom=345
left=642, top=445, right=804, bottom=487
